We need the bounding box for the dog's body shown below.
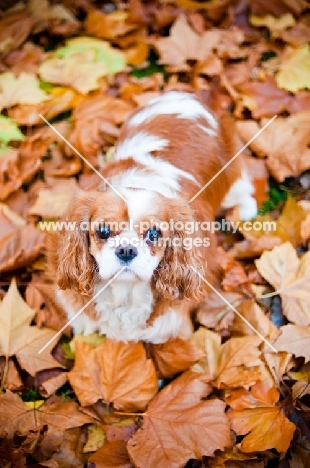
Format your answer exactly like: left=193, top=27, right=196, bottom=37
left=49, top=92, right=257, bottom=343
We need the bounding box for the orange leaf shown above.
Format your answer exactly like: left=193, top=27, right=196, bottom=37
left=68, top=339, right=158, bottom=412
left=227, top=382, right=295, bottom=453
left=88, top=440, right=132, bottom=468
left=149, top=338, right=205, bottom=378
left=127, top=371, right=231, bottom=468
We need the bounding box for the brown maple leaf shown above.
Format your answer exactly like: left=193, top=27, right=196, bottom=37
left=191, top=328, right=264, bottom=388
left=236, top=112, right=310, bottom=182
left=127, top=371, right=231, bottom=468
left=0, top=279, right=62, bottom=384
left=153, top=14, right=245, bottom=72
left=68, top=339, right=158, bottom=411
left=227, top=381, right=296, bottom=453
left=0, top=390, right=92, bottom=442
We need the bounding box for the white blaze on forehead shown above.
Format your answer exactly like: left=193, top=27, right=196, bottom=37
left=121, top=188, right=156, bottom=223
left=127, top=91, right=218, bottom=132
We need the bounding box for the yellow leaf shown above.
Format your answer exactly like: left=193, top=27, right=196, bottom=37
left=0, top=72, right=49, bottom=112
left=39, top=37, right=126, bottom=94
left=276, top=45, right=310, bottom=92
left=24, top=400, right=45, bottom=410
left=250, top=14, right=296, bottom=38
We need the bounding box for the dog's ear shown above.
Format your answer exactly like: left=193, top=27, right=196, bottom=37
left=48, top=192, right=98, bottom=296
left=152, top=199, right=212, bottom=301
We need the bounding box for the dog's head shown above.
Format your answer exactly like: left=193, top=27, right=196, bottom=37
left=51, top=188, right=207, bottom=301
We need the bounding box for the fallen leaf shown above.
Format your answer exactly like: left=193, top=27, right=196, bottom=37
left=236, top=112, right=310, bottom=182
left=68, top=339, right=158, bottom=411
left=0, top=8, right=33, bottom=55
left=8, top=86, right=79, bottom=126
left=0, top=115, right=24, bottom=145
left=83, top=423, right=106, bottom=453
left=127, top=371, right=231, bottom=468
left=227, top=381, right=296, bottom=452
left=39, top=37, right=126, bottom=94
left=0, top=357, right=23, bottom=391
left=230, top=299, right=279, bottom=342
left=69, top=93, right=133, bottom=161
left=281, top=21, right=310, bottom=47
left=0, top=72, right=49, bottom=112
left=35, top=369, right=68, bottom=397
left=153, top=14, right=245, bottom=71
left=85, top=9, right=138, bottom=40
left=248, top=0, right=309, bottom=16
left=149, top=338, right=205, bottom=378
left=51, top=427, right=89, bottom=467
left=235, top=76, right=297, bottom=119
left=191, top=328, right=264, bottom=388
left=25, top=278, right=69, bottom=333
left=88, top=439, right=132, bottom=468
left=0, top=279, right=61, bottom=378
left=255, top=242, right=310, bottom=326
left=195, top=289, right=240, bottom=331
left=0, top=390, right=93, bottom=439
left=28, top=0, right=79, bottom=34
left=0, top=223, right=45, bottom=273
left=275, top=45, right=310, bottom=93
left=250, top=14, right=296, bottom=38
left=29, top=178, right=78, bottom=218
left=215, top=335, right=263, bottom=388
left=4, top=42, right=45, bottom=75
left=191, top=328, right=222, bottom=379
left=273, top=324, right=310, bottom=361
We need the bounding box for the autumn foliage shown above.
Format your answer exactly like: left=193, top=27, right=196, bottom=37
left=0, top=0, right=310, bottom=467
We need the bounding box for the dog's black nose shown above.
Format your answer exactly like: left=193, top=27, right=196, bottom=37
left=115, top=244, right=138, bottom=263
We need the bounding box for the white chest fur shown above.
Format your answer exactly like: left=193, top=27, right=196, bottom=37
left=57, top=281, right=184, bottom=343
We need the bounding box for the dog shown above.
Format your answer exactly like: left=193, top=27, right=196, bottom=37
left=48, top=92, right=257, bottom=343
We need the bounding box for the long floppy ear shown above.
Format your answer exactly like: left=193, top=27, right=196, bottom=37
left=153, top=199, right=214, bottom=301
left=49, top=192, right=98, bottom=296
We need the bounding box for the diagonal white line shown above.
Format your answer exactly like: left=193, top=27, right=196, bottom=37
left=39, top=114, right=127, bottom=203
left=189, top=115, right=277, bottom=203
left=38, top=267, right=127, bottom=354
left=190, top=266, right=278, bottom=353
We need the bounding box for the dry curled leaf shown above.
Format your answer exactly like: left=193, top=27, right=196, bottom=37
left=0, top=279, right=61, bottom=378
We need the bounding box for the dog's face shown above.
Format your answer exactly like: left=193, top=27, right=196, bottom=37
left=88, top=189, right=172, bottom=283
left=54, top=188, right=206, bottom=301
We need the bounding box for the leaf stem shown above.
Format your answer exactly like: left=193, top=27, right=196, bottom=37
left=0, top=357, right=9, bottom=393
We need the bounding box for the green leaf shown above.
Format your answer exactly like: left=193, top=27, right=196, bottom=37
left=56, top=36, right=126, bottom=75
left=0, top=115, right=24, bottom=145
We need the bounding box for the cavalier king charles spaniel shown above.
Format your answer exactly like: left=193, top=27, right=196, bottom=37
left=48, top=92, right=257, bottom=343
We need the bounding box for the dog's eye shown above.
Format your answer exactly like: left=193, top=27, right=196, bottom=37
left=146, top=228, right=162, bottom=243
left=96, top=224, right=110, bottom=240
